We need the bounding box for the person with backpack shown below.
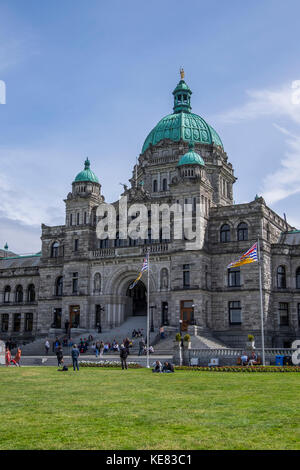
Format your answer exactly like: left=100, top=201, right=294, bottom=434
left=71, top=344, right=80, bottom=371
left=120, top=344, right=128, bottom=370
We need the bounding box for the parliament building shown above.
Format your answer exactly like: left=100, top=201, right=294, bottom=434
left=1, top=71, right=300, bottom=348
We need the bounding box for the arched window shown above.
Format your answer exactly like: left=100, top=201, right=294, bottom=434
left=51, top=241, right=59, bottom=258
left=56, top=276, right=63, bottom=296
left=277, top=266, right=286, bottom=289
left=160, top=268, right=169, bottom=289
left=15, top=285, right=23, bottom=303
left=4, top=286, right=11, bottom=303
left=94, top=273, right=101, bottom=294
left=296, top=267, right=300, bottom=289
left=153, top=180, right=158, bottom=193
left=162, top=178, right=167, bottom=191
left=237, top=222, right=248, bottom=241
left=27, top=284, right=35, bottom=302
left=220, top=224, right=230, bottom=243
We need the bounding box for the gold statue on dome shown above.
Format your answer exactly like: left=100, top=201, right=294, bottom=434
left=180, top=67, right=185, bottom=80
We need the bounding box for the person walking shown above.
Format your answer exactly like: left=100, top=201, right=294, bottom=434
left=71, top=344, right=80, bottom=371
left=99, top=340, right=104, bottom=358
left=5, top=347, right=11, bottom=367
left=56, top=346, right=64, bottom=368
left=13, top=347, right=22, bottom=367
left=44, top=339, right=50, bottom=355
left=138, top=337, right=145, bottom=356
left=120, top=345, right=128, bottom=370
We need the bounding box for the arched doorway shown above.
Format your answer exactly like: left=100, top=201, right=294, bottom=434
left=126, top=281, right=147, bottom=316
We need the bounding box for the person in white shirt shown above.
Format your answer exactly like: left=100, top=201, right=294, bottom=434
left=44, top=340, right=50, bottom=355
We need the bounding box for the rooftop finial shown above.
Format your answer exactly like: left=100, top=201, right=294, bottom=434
left=4, top=243, right=8, bottom=250
left=180, top=67, right=185, bottom=80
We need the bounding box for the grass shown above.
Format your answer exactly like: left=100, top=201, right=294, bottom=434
left=0, top=367, right=299, bottom=450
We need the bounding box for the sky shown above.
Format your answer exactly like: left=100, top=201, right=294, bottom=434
left=1, top=0, right=300, bottom=253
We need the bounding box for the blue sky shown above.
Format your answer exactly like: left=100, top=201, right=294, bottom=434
left=1, top=0, right=300, bottom=253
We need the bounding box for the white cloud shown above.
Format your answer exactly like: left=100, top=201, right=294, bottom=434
left=261, top=125, right=300, bottom=205
left=217, top=82, right=300, bottom=125
left=215, top=81, right=300, bottom=208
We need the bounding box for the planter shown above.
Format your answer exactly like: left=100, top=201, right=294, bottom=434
left=183, top=341, right=191, bottom=350
left=246, top=341, right=255, bottom=350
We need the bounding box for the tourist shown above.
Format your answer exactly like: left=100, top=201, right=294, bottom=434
left=56, top=346, right=64, bottom=368
left=120, top=344, right=128, bottom=370
left=123, top=337, right=130, bottom=355
left=95, top=341, right=100, bottom=357
left=138, top=338, right=145, bottom=356
left=248, top=351, right=258, bottom=366
left=162, top=361, right=174, bottom=373
left=44, top=339, right=50, bottom=355
left=12, top=347, right=22, bottom=367
left=160, top=325, right=165, bottom=339
left=149, top=345, right=154, bottom=354
left=99, top=341, right=104, bottom=357
left=152, top=360, right=162, bottom=373
left=5, top=347, right=11, bottom=367
left=71, top=344, right=80, bottom=371
left=241, top=353, right=248, bottom=366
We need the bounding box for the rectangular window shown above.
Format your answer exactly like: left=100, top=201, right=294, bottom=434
left=183, top=264, right=190, bottom=288
left=53, top=308, right=62, bottom=328
left=70, top=214, right=73, bottom=226
left=229, top=301, right=241, bottom=324
left=1, top=314, right=9, bottom=332
left=228, top=268, right=241, bottom=287
left=298, top=304, right=300, bottom=327
left=13, top=313, right=21, bottom=332
left=72, top=273, right=78, bottom=294
left=279, top=302, right=289, bottom=326
left=77, top=213, right=80, bottom=225
left=25, top=313, right=33, bottom=332
left=74, top=239, right=79, bottom=252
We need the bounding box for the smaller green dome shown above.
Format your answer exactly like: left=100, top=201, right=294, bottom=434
left=177, top=142, right=205, bottom=167
left=74, top=158, right=99, bottom=183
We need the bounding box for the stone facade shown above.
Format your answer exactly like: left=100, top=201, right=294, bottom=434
left=1, top=75, right=300, bottom=348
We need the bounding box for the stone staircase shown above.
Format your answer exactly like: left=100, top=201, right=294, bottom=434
left=20, top=316, right=149, bottom=356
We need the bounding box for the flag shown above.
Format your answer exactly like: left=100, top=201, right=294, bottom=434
left=129, top=257, right=148, bottom=289
left=227, top=242, right=258, bottom=269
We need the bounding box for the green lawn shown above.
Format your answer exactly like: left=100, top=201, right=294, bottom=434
left=0, top=367, right=299, bottom=450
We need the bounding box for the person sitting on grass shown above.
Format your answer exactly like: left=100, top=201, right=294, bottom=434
left=152, top=360, right=162, bottom=373
left=162, top=361, right=174, bottom=373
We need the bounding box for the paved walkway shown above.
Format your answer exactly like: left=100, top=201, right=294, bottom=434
left=7, top=354, right=172, bottom=367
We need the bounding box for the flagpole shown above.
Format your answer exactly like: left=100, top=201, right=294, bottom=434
left=257, top=235, right=266, bottom=366
left=146, top=249, right=150, bottom=369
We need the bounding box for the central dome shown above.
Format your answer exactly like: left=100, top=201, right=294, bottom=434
left=142, top=70, right=223, bottom=153
left=142, top=112, right=223, bottom=153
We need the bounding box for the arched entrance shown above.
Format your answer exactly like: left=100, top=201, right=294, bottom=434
left=126, top=281, right=147, bottom=316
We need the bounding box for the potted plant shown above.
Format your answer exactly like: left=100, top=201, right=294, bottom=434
left=246, top=334, right=255, bottom=349
left=183, top=334, right=191, bottom=349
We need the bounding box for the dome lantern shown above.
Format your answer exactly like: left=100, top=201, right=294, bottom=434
left=172, top=67, right=192, bottom=114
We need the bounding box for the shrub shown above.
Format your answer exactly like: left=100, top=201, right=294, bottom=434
left=183, top=334, right=191, bottom=342
left=79, top=360, right=142, bottom=369
left=175, top=333, right=181, bottom=342
left=175, top=365, right=300, bottom=373
left=248, top=334, right=255, bottom=342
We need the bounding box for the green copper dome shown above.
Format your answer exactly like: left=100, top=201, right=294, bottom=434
left=177, top=142, right=205, bottom=167
left=142, top=70, right=223, bottom=153
left=74, top=158, right=99, bottom=184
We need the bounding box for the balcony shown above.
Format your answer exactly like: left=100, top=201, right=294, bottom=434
left=91, top=242, right=170, bottom=259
